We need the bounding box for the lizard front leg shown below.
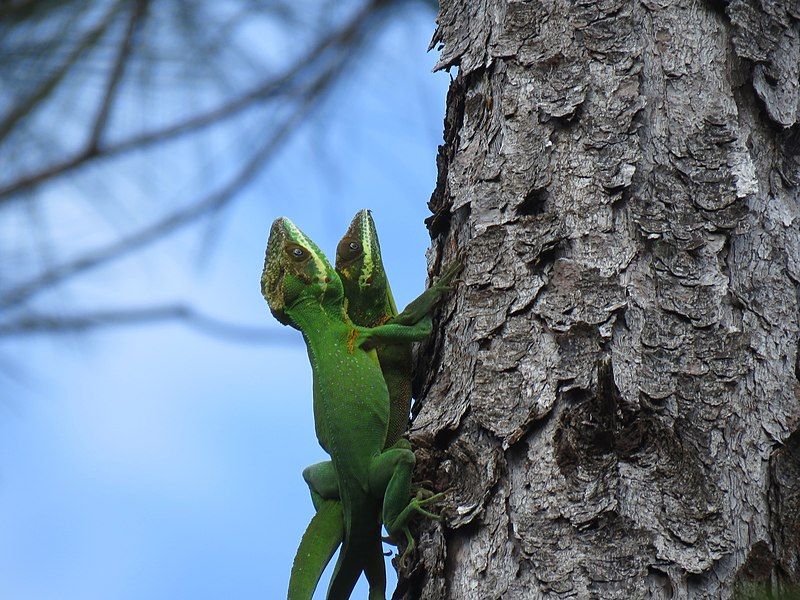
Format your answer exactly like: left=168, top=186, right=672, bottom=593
left=390, top=260, right=462, bottom=326
left=358, top=316, right=433, bottom=351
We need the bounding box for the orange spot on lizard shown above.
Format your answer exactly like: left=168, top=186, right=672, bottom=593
left=347, top=328, right=359, bottom=354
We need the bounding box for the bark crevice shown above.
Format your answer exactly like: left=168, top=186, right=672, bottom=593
left=405, top=0, right=800, bottom=597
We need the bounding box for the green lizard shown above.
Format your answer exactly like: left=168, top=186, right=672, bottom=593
left=262, top=217, right=444, bottom=600
left=337, top=209, right=460, bottom=446
left=287, top=210, right=460, bottom=600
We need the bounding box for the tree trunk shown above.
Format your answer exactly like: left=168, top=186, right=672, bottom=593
left=399, top=1, right=800, bottom=598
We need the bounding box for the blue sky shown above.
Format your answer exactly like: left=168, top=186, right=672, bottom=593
left=0, top=7, right=448, bottom=599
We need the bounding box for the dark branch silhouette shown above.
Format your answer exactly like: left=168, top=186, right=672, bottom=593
left=0, top=3, right=121, bottom=144
left=0, top=0, right=422, bottom=340
left=87, top=0, right=148, bottom=150
left=0, top=0, right=389, bottom=201
left=1, top=86, right=316, bottom=311
left=0, top=305, right=298, bottom=344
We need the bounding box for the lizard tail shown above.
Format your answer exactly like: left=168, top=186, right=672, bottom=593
left=287, top=499, right=344, bottom=600
left=326, top=493, right=384, bottom=600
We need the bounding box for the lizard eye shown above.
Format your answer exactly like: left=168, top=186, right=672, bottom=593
left=287, top=244, right=308, bottom=261
left=336, top=238, right=362, bottom=262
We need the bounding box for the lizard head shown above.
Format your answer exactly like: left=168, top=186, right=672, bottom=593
left=335, top=209, right=388, bottom=308
left=261, top=217, right=342, bottom=326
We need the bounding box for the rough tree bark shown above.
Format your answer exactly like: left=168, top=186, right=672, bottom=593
left=399, top=1, right=800, bottom=598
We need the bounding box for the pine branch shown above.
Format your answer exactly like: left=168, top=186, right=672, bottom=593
left=0, top=305, right=297, bottom=343
left=87, top=0, right=149, bottom=151
left=0, top=0, right=388, bottom=201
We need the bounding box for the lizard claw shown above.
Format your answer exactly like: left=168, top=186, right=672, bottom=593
left=385, top=489, right=451, bottom=571
left=397, top=528, right=416, bottom=571
left=388, top=489, right=452, bottom=570
left=409, top=490, right=446, bottom=520
left=436, top=259, right=463, bottom=282
left=413, top=487, right=451, bottom=505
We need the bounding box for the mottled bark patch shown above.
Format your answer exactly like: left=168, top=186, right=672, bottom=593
left=406, top=0, right=800, bottom=597
left=735, top=540, right=776, bottom=583
left=769, top=429, right=800, bottom=579
left=554, top=358, right=647, bottom=476
left=726, top=0, right=800, bottom=127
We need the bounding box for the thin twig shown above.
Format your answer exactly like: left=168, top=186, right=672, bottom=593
left=0, top=0, right=381, bottom=311
left=87, top=0, right=149, bottom=151
left=0, top=1, right=123, bottom=144
left=0, top=305, right=298, bottom=344
left=0, top=76, right=327, bottom=311
left=0, top=0, right=388, bottom=201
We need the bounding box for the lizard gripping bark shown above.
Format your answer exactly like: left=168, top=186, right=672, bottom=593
left=337, top=209, right=459, bottom=446
left=286, top=210, right=460, bottom=600
left=262, top=217, right=443, bottom=600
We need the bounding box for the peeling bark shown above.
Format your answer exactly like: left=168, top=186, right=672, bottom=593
left=402, top=1, right=800, bottom=598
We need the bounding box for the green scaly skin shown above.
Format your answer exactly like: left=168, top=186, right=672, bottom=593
left=287, top=210, right=461, bottom=599
left=263, top=217, right=444, bottom=600
left=337, top=209, right=460, bottom=446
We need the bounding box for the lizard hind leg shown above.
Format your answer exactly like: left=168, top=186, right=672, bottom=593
left=302, top=460, right=340, bottom=510
left=369, top=448, right=444, bottom=566
left=368, top=447, right=416, bottom=534
left=391, top=490, right=447, bottom=570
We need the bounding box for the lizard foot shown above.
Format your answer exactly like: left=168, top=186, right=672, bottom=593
left=385, top=489, right=450, bottom=566
left=408, top=490, right=446, bottom=520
